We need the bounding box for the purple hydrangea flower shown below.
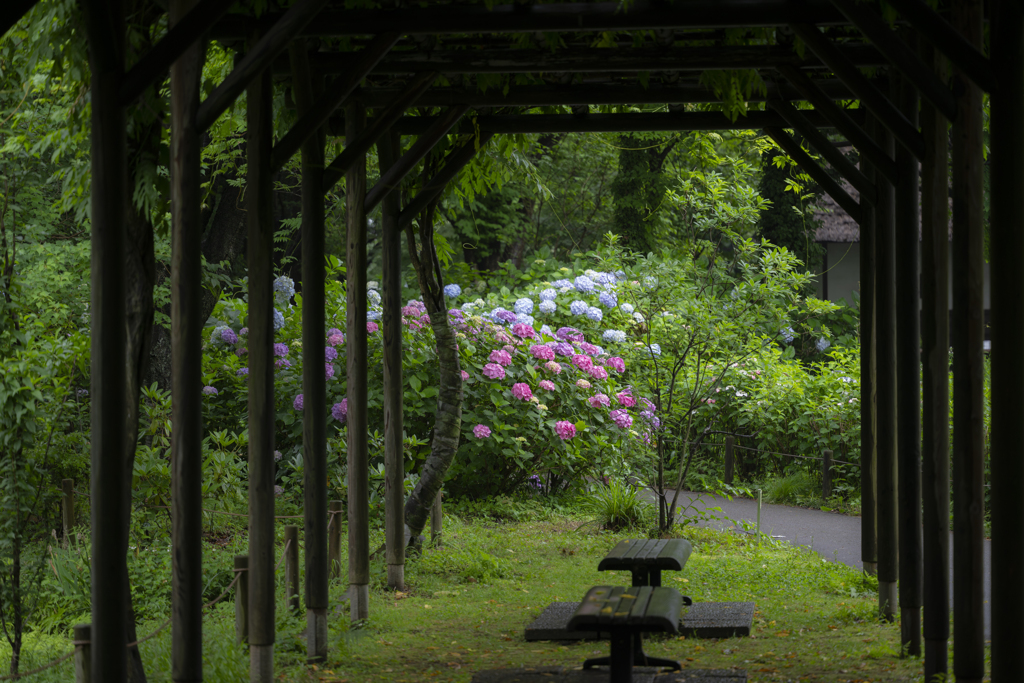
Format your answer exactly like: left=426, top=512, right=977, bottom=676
left=496, top=310, right=517, bottom=324
left=202, top=385, right=218, bottom=396
left=220, top=327, right=238, bottom=344
left=598, top=291, right=617, bottom=308
left=273, top=343, right=289, bottom=358
left=332, top=399, right=348, bottom=422
left=236, top=368, right=249, bottom=376
left=293, top=394, right=304, bottom=411
left=325, top=346, right=339, bottom=362
left=609, top=409, right=633, bottom=430
left=473, top=424, right=491, bottom=439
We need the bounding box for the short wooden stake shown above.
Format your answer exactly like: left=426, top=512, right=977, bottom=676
left=723, top=437, right=735, bottom=485
left=328, top=500, right=343, bottom=579
left=62, top=479, right=75, bottom=545
left=73, top=623, right=91, bottom=683
left=285, top=526, right=300, bottom=613
left=822, top=450, right=833, bottom=499
left=430, top=490, right=443, bottom=545
left=234, top=555, right=248, bottom=644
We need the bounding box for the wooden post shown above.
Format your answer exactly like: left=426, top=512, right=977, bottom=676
left=893, top=66, right=922, bottom=658
left=919, top=35, right=951, bottom=682
left=430, top=491, right=443, bottom=545
left=346, top=101, right=370, bottom=621
left=873, top=105, right=898, bottom=622
left=328, top=500, right=343, bottom=579
left=723, top=436, right=735, bottom=485
left=380, top=129, right=406, bottom=591
left=62, top=479, right=75, bottom=544
left=822, top=450, right=833, bottom=499
left=951, top=1, right=986, bottom=680
left=246, top=39, right=276, bottom=681
left=234, top=555, right=248, bottom=644
left=285, top=526, right=300, bottom=613
left=288, top=38, right=329, bottom=664
left=82, top=1, right=128, bottom=680
left=989, top=3, right=1024, bottom=681
left=73, top=623, right=91, bottom=683
left=169, top=1, right=205, bottom=679
left=859, top=119, right=878, bottom=578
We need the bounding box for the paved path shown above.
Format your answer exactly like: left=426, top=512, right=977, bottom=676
left=657, top=490, right=991, bottom=638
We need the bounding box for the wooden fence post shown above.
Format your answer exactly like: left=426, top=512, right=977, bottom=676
left=723, top=437, right=735, bottom=485
left=328, top=500, right=343, bottom=579
left=430, top=490, right=443, bottom=545
left=234, top=555, right=248, bottom=644
left=285, top=526, right=300, bottom=613
left=62, top=479, right=75, bottom=545
left=822, top=450, right=833, bottom=499
left=73, top=623, right=91, bottom=683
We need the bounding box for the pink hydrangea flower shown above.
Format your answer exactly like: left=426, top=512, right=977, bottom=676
left=511, top=323, right=536, bottom=339
left=489, top=349, right=513, bottom=367
left=571, top=354, right=593, bottom=372
left=483, top=363, right=506, bottom=380
left=576, top=379, right=592, bottom=389
left=530, top=344, right=555, bottom=361
left=328, top=333, right=344, bottom=346
left=539, top=380, right=556, bottom=391
left=706, top=398, right=716, bottom=405
left=588, top=365, right=609, bottom=380
left=473, top=424, right=491, bottom=439
left=511, top=383, right=533, bottom=401
left=609, top=408, right=633, bottom=430
left=588, top=393, right=610, bottom=408
left=544, top=361, right=562, bottom=374
left=461, top=370, right=470, bottom=381
left=605, top=356, right=626, bottom=373
left=555, top=421, right=577, bottom=440
left=580, top=342, right=600, bottom=355
left=367, top=322, right=379, bottom=333
left=618, top=392, right=638, bottom=407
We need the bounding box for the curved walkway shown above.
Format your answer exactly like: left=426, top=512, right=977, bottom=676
left=659, top=490, right=991, bottom=638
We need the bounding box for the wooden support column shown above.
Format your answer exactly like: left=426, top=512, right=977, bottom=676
left=346, top=101, right=370, bottom=621
left=169, top=0, right=204, bottom=680
left=951, top=1, right=986, bottom=680
left=82, top=1, right=127, bottom=681
left=872, top=108, right=898, bottom=620
left=379, top=129, right=405, bottom=590
left=289, top=39, right=329, bottom=663
left=246, top=53, right=276, bottom=682
left=893, top=68, right=922, bottom=657
left=859, top=136, right=878, bottom=578
left=919, top=37, right=950, bottom=683
left=989, top=3, right=1024, bottom=681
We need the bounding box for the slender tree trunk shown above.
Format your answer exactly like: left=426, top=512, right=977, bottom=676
left=9, top=529, right=21, bottom=676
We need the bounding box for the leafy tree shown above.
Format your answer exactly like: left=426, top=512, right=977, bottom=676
left=611, top=134, right=674, bottom=254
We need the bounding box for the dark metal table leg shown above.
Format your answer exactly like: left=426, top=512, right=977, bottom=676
left=609, top=631, right=634, bottom=683
left=649, top=568, right=662, bottom=587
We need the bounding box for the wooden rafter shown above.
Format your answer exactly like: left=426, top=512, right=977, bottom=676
left=765, top=125, right=862, bottom=223
left=398, top=132, right=496, bottom=230
left=0, top=0, right=40, bottom=39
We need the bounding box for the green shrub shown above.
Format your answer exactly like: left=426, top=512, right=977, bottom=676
left=761, top=471, right=818, bottom=505
left=585, top=480, right=655, bottom=531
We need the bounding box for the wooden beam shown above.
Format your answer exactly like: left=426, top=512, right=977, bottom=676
left=950, top=1, right=986, bottom=680
left=765, top=126, right=861, bottom=222
left=0, top=0, right=39, bottom=39
left=886, top=0, right=997, bottom=92
left=777, top=65, right=899, bottom=184
left=919, top=36, right=950, bottom=683
left=322, top=72, right=438, bottom=193
left=169, top=0, right=205, bottom=680
left=196, top=0, right=329, bottom=132
left=988, top=3, right=1024, bottom=680
left=82, top=0, right=128, bottom=680
left=859, top=121, right=878, bottom=578
left=121, top=0, right=235, bottom=105
left=789, top=23, right=925, bottom=159
left=828, top=0, right=958, bottom=121
left=365, top=106, right=470, bottom=214
left=294, top=43, right=887, bottom=76
left=767, top=98, right=875, bottom=203
left=271, top=32, right=400, bottom=173
left=211, top=0, right=851, bottom=38
left=398, top=132, right=496, bottom=230
left=288, top=38, right=329, bottom=664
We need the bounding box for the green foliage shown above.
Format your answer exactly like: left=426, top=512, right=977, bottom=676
left=611, top=134, right=670, bottom=254
left=756, top=147, right=824, bottom=288
left=584, top=480, right=654, bottom=531
left=761, top=471, right=818, bottom=505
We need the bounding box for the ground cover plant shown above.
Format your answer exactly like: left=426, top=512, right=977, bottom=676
left=1, top=498, right=939, bottom=681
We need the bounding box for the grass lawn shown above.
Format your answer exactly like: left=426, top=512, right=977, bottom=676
left=6, top=500, right=955, bottom=682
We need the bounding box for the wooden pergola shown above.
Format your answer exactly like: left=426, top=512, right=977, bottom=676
left=3, top=0, right=1020, bottom=681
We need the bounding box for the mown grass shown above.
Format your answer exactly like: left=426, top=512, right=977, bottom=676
left=4, top=499, right=968, bottom=682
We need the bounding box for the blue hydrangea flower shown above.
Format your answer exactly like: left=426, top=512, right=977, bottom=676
left=490, top=307, right=508, bottom=321
left=368, top=289, right=382, bottom=306
left=540, top=324, right=553, bottom=336
left=586, top=307, right=603, bottom=322
left=515, top=313, right=535, bottom=326
left=642, top=276, right=657, bottom=290
left=574, top=275, right=595, bottom=293
left=444, top=283, right=462, bottom=298
left=539, top=300, right=556, bottom=314
left=816, top=336, right=831, bottom=352
left=514, top=298, right=534, bottom=315
left=539, top=288, right=558, bottom=301
left=633, top=311, right=645, bottom=323
left=780, top=327, right=795, bottom=344
left=594, top=345, right=606, bottom=355
left=552, top=279, right=573, bottom=290
left=367, top=310, right=382, bottom=321
left=210, top=325, right=230, bottom=344
left=593, top=272, right=615, bottom=286
left=602, top=329, right=627, bottom=343
left=570, top=300, right=589, bottom=316
left=649, top=343, right=662, bottom=357
left=619, top=303, right=635, bottom=315
left=598, top=291, right=618, bottom=308
left=273, top=309, right=285, bottom=331
left=273, top=276, right=295, bottom=306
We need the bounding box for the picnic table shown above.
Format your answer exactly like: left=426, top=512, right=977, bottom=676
left=598, top=538, right=693, bottom=593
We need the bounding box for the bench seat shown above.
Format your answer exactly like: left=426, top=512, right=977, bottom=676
left=598, top=538, right=692, bottom=588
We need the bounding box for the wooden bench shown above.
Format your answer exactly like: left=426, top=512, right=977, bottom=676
left=567, top=585, right=682, bottom=683
left=598, top=538, right=693, bottom=593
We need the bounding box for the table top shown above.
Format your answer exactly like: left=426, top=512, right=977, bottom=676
left=567, top=585, right=682, bottom=632
left=597, top=538, right=693, bottom=572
